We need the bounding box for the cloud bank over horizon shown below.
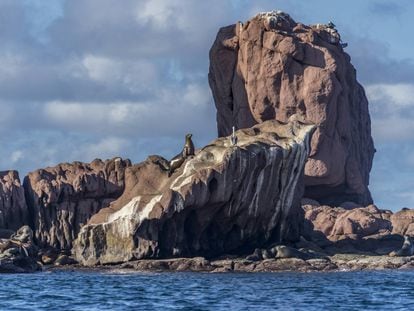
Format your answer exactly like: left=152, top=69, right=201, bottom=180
left=0, top=0, right=413, bottom=210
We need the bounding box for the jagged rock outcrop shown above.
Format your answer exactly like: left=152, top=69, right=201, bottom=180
left=0, top=226, right=40, bottom=273
left=209, top=11, right=375, bottom=205
left=302, top=200, right=392, bottom=242
left=74, top=119, right=315, bottom=265
left=391, top=209, right=414, bottom=236
left=302, top=202, right=414, bottom=256
left=303, top=201, right=414, bottom=242
left=23, top=158, right=131, bottom=250
left=0, top=171, right=30, bottom=231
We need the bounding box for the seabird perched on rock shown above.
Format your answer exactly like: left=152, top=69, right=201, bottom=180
left=230, top=126, right=238, bottom=146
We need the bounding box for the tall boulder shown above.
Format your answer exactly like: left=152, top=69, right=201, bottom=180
left=23, top=157, right=131, bottom=250
left=209, top=11, right=375, bottom=205
left=74, top=119, right=315, bottom=265
left=0, top=171, right=29, bottom=231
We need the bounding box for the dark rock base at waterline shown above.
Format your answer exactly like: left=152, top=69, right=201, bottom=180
left=47, top=254, right=414, bottom=274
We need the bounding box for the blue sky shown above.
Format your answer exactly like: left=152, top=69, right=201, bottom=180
left=0, top=0, right=413, bottom=211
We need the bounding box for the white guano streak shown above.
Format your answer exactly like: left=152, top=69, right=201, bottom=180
left=107, top=195, right=162, bottom=224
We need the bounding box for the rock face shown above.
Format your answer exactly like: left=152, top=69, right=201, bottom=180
left=391, top=209, right=414, bottom=236
left=208, top=11, right=375, bottom=205
left=23, top=158, right=131, bottom=250
left=303, top=202, right=414, bottom=244
left=302, top=201, right=392, bottom=242
left=0, top=171, right=30, bottom=231
left=74, top=119, right=315, bottom=265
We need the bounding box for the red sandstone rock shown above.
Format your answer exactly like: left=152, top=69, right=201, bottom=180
left=209, top=11, right=375, bottom=205
left=303, top=202, right=392, bottom=241
left=74, top=120, right=315, bottom=265
left=23, top=158, right=131, bottom=249
left=391, top=209, right=414, bottom=236
left=330, top=205, right=391, bottom=239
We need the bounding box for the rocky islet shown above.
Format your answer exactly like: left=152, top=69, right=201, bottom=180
left=0, top=11, right=413, bottom=273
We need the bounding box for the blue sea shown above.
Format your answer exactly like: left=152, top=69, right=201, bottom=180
left=1, top=270, right=414, bottom=310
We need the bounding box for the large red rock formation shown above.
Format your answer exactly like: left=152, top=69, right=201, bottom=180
left=0, top=171, right=29, bottom=231
left=209, top=11, right=375, bottom=205
left=74, top=120, right=315, bottom=265
left=23, top=158, right=131, bottom=250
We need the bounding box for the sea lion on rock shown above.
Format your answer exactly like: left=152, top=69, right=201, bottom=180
left=168, top=134, right=195, bottom=177
left=150, top=155, right=171, bottom=172
left=273, top=245, right=312, bottom=260
left=261, top=249, right=272, bottom=259
left=168, top=153, right=186, bottom=177
left=389, top=235, right=414, bottom=257
left=183, top=134, right=195, bottom=157
left=245, top=248, right=263, bottom=262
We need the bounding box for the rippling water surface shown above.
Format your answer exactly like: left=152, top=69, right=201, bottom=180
left=1, top=270, right=414, bottom=310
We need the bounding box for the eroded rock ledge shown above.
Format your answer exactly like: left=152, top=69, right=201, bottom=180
left=74, top=119, right=315, bottom=265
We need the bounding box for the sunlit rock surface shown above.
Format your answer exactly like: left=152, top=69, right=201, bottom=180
left=23, top=158, right=131, bottom=250
left=302, top=201, right=392, bottom=242
left=209, top=11, right=375, bottom=205
left=74, top=119, right=315, bottom=265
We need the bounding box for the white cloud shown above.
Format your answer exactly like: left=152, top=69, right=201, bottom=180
left=367, top=83, right=414, bottom=109
left=10, top=150, right=24, bottom=164
left=371, top=116, right=414, bottom=142
left=0, top=54, right=25, bottom=78
left=366, top=83, right=414, bottom=142
left=0, top=103, right=13, bottom=124
left=42, top=82, right=214, bottom=136
left=82, top=54, right=158, bottom=93
left=182, top=83, right=211, bottom=107
left=82, top=55, right=119, bottom=81
left=43, top=101, right=149, bottom=128
left=135, top=0, right=177, bottom=30
left=80, top=136, right=130, bottom=160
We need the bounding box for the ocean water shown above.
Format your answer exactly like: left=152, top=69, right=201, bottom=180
left=1, top=270, right=414, bottom=310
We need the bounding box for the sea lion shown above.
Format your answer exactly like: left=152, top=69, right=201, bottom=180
left=10, top=226, right=33, bottom=243
left=245, top=248, right=263, bottom=262
left=183, top=134, right=195, bottom=157
left=151, top=156, right=171, bottom=172
left=272, top=245, right=312, bottom=260
left=168, top=153, right=186, bottom=177
left=168, top=134, right=195, bottom=177
left=389, top=235, right=414, bottom=257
